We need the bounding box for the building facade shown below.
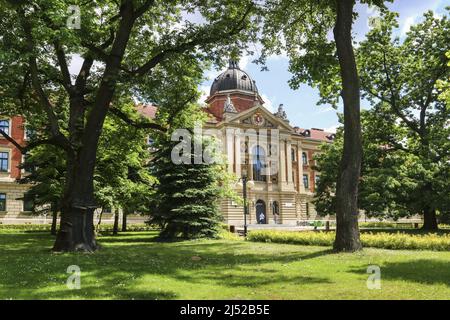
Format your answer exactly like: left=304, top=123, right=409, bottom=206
left=0, top=61, right=334, bottom=225
left=0, top=116, right=32, bottom=218
left=204, top=61, right=335, bottom=226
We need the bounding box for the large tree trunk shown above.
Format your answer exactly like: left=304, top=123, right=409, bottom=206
left=50, top=202, right=58, bottom=236
left=52, top=2, right=136, bottom=252
left=53, top=152, right=99, bottom=252
left=422, top=207, right=438, bottom=231
left=333, top=0, right=363, bottom=252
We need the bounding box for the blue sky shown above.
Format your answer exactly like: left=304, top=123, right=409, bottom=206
left=200, top=0, right=449, bottom=132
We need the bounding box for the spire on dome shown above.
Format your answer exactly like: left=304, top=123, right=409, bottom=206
left=228, top=59, right=239, bottom=69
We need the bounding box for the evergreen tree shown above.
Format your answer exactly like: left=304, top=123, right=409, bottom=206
left=149, top=107, right=224, bottom=240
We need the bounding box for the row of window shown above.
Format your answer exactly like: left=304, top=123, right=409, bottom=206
left=0, top=119, right=33, bottom=140
left=302, top=174, right=320, bottom=190
left=0, top=150, right=32, bottom=174
left=0, top=193, right=34, bottom=212
left=291, top=149, right=311, bottom=166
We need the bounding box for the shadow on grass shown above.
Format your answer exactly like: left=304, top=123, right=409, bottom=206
left=0, top=231, right=333, bottom=299
left=349, top=259, right=450, bottom=287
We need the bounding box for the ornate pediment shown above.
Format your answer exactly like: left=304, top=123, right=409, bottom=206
left=220, top=104, right=293, bottom=132
left=240, top=112, right=278, bottom=128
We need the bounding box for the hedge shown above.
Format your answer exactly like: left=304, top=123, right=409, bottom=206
left=247, top=230, right=450, bottom=251
left=0, top=223, right=156, bottom=232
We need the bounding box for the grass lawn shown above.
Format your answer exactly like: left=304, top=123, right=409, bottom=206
left=1, top=229, right=450, bottom=300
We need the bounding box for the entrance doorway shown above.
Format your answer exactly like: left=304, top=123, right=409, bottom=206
left=256, top=200, right=266, bottom=224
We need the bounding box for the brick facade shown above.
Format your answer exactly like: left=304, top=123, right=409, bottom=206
left=0, top=116, right=31, bottom=218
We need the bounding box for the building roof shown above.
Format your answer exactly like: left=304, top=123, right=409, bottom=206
left=210, top=60, right=258, bottom=96
left=136, top=104, right=157, bottom=119
left=293, top=127, right=336, bottom=142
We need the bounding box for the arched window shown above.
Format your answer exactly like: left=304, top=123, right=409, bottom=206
left=302, top=152, right=308, bottom=165
left=252, top=145, right=266, bottom=182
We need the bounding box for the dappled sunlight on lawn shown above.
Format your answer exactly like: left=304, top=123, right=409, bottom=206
left=2, top=230, right=450, bottom=299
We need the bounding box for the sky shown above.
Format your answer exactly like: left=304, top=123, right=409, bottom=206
left=66, top=1, right=449, bottom=132
left=199, top=0, right=449, bottom=133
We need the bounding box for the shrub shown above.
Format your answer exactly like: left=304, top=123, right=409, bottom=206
left=359, top=221, right=418, bottom=229
left=217, top=228, right=241, bottom=241
left=247, top=230, right=450, bottom=251
left=0, top=224, right=52, bottom=232
left=0, top=223, right=156, bottom=233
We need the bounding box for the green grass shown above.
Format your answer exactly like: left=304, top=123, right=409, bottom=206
left=1, top=229, right=450, bottom=299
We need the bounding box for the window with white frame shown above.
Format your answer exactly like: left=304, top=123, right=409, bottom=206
left=315, top=174, right=320, bottom=187
left=303, top=174, right=309, bottom=189
left=0, top=151, right=9, bottom=172
left=0, top=193, right=6, bottom=211
left=302, top=152, right=308, bottom=165
left=0, top=119, right=10, bottom=136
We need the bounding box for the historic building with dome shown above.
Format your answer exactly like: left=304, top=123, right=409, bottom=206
left=203, top=61, right=335, bottom=226
left=0, top=60, right=334, bottom=225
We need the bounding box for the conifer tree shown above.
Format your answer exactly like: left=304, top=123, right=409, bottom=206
left=149, top=108, right=224, bottom=240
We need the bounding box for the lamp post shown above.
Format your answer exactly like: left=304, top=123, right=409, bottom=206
left=239, top=168, right=254, bottom=237
left=242, top=174, right=248, bottom=237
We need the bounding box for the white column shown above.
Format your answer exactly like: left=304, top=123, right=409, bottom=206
left=235, top=131, right=241, bottom=177
left=286, top=140, right=293, bottom=184
left=279, top=139, right=286, bottom=183
left=225, top=128, right=234, bottom=173
left=297, top=142, right=304, bottom=193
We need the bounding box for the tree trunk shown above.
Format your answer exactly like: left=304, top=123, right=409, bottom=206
left=52, top=3, right=136, bottom=252
left=53, top=155, right=99, bottom=252
left=332, top=0, right=363, bottom=252
left=113, top=208, right=119, bottom=236
left=422, top=207, right=438, bottom=231
left=50, top=202, right=58, bottom=236
left=96, top=207, right=104, bottom=232
left=122, top=208, right=127, bottom=232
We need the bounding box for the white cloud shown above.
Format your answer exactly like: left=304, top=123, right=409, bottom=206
left=260, top=93, right=274, bottom=112
left=68, top=54, right=84, bottom=78
left=401, top=15, right=417, bottom=36
left=316, top=106, right=335, bottom=114
left=324, top=124, right=340, bottom=133
left=239, top=55, right=251, bottom=70
left=198, top=85, right=210, bottom=106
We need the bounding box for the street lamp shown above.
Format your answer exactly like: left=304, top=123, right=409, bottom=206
left=238, top=168, right=254, bottom=237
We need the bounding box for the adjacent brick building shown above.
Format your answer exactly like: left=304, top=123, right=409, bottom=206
left=0, top=116, right=32, bottom=217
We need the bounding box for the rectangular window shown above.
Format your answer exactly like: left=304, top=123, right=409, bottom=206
left=0, top=193, right=6, bottom=211
left=0, top=119, right=10, bottom=135
left=303, top=174, right=309, bottom=189
left=23, top=195, right=34, bottom=212
left=22, top=154, right=33, bottom=173
left=0, top=152, right=9, bottom=172
left=24, top=126, right=35, bottom=140
left=315, top=175, right=320, bottom=187
left=302, top=152, right=308, bottom=165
